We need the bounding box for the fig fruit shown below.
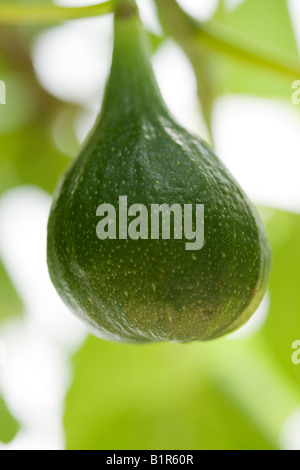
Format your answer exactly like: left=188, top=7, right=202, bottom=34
left=47, top=0, right=271, bottom=343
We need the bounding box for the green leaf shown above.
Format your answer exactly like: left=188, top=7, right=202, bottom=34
left=0, top=27, right=77, bottom=194
left=216, top=0, right=298, bottom=54
left=147, top=30, right=166, bottom=55
left=0, top=395, right=19, bottom=444
left=64, top=338, right=275, bottom=450
left=260, top=208, right=300, bottom=387
left=211, top=0, right=299, bottom=99
left=0, top=120, right=73, bottom=194
left=0, top=257, right=23, bottom=323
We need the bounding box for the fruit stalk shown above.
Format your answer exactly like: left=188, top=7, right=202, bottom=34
left=99, top=0, right=167, bottom=129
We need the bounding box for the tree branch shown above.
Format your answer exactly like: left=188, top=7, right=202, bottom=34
left=0, top=1, right=114, bottom=24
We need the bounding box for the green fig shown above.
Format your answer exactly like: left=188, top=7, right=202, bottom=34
left=47, top=0, right=271, bottom=343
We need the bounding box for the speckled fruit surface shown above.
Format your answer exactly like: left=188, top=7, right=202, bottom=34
left=47, top=2, right=271, bottom=343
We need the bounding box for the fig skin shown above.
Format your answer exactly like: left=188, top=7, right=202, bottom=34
left=47, top=3, right=271, bottom=343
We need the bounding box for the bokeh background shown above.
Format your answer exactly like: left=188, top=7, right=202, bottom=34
left=0, top=0, right=300, bottom=450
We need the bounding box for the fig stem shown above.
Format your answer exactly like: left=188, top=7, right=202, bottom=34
left=114, top=0, right=138, bottom=16
left=97, top=0, right=168, bottom=128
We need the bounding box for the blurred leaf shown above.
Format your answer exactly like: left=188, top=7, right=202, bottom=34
left=260, top=208, right=300, bottom=387
left=0, top=118, right=73, bottom=194
left=147, top=30, right=167, bottom=55
left=216, top=0, right=297, bottom=53
left=211, top=0, right=299, bottom=98
left=0, top=395, right=19, bottom=444
left=0, top=72, right=36, bottom=135
left=0, top=257, right=23, bottom=322
left=64, top=339, right=273, bottom=450
left=0, top=27, right=77, bottom=195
